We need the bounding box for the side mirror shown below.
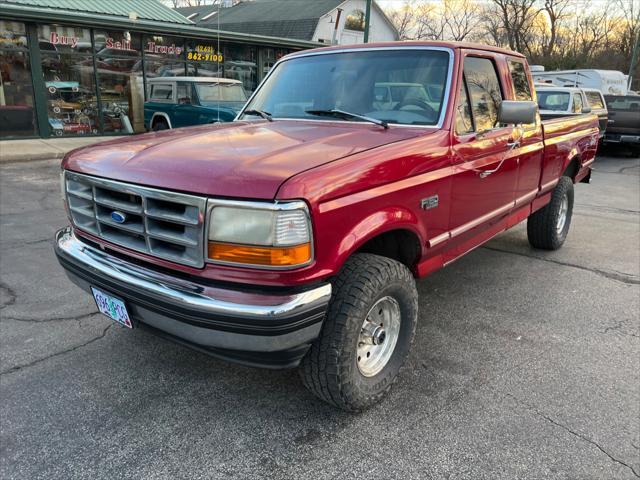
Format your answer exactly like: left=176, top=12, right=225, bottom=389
left=582, top=105, right=592, bottom=114
left=498, top=100, right=537, bottom=125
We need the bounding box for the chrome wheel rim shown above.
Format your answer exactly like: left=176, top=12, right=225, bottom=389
left=556, top=194, right=569, bottom=234
left=357, top=296, right=401, bottom=377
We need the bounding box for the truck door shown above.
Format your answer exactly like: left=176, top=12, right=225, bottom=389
left=448, top=54, right=519, bottom=255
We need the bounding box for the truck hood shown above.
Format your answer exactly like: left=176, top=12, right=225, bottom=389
left=63, top=120, right=428, bottom=199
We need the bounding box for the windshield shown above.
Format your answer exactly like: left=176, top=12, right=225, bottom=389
left=537, top=91, right=571, bottom=111
left=195, top=83, right=247, bottom=103
left=242, top=49, right=450, bottom=126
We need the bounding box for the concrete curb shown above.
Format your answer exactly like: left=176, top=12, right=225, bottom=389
left=0, top=136, right=124, bottom=165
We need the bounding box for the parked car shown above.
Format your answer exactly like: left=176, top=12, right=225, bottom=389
left=535, top=85, right=608, bottom=138
left=144, top=77, right=247, bottom=130
left=603, top=94, right=640, bottom=155
left=55, top=42, right=599, bottom=411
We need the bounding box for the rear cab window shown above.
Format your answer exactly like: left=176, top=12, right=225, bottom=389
left=585, top=91, right=605, bottom=110
left=508, top=60, right=532, bottom=101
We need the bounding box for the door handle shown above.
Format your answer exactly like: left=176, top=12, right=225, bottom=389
left=477, top=138, right=520, bottom=178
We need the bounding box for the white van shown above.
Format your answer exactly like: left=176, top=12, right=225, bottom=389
left=532, top=69, right=628, bottom=95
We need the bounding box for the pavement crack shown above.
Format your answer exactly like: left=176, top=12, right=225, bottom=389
left=618, top=165, right=640, bottom=174
left=506, top=393, right=640, bottom=478
left=1, top=312, right=99, bottom=324
left=482, top=246, right=640, bottom=285
left=575, top=203, right=640, bottom=216
left=0, top=281, right=17, bottom=309
left=603, top=319, right=640, bottom=338
left=1, top=237, right=53, bottom=249
left=0, top=324, right=112, bottom=376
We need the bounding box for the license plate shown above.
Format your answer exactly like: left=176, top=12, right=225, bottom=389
left=91, top=287, right=133, bottom=328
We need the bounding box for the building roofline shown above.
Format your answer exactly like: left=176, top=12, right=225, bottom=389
left=0, top=3, right=321, bottom=49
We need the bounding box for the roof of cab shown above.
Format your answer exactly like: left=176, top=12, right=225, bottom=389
left=286, top=41, right=526, bottom=59
left=147, top=77, right=242, bottom=84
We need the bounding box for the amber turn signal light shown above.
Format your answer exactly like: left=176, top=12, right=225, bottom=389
left=208, top=242, right=311, bottom=267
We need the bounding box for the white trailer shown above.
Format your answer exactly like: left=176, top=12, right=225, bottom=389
left=532, top=69, right=628, bottom=95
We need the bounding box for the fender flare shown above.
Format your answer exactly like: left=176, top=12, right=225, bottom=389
left=150, top=112, right=172, bottom=129
left=331, top=206, right=426, bottom=269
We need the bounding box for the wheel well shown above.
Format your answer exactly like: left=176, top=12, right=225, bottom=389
left=355, top=229, right=421, bottom=270
left=151, top=115, right=169, bottom=127
left=563, top=156, right=580, bottom=181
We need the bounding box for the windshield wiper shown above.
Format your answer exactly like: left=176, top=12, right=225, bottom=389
left=243, top=109, right=273, bottom=122
left=305, top=109, right=388, bottom=129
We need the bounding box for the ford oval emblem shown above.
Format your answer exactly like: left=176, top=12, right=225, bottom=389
left=111, top=211, right=127, bottom=224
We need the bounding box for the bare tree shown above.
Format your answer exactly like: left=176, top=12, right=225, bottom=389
left=443, top=0, right=482, bottom=41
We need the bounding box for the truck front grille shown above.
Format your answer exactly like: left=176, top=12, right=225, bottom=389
left=64, top=171, right=207, bottom=268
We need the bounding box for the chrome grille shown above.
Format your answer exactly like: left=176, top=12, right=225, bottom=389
left=64, top=171, right=206, bottom=267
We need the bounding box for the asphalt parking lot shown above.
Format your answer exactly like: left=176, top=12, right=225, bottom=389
left=1, top=149, right=638, bottom=479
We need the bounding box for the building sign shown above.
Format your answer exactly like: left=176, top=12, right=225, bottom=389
left=146, top=41, right=183, bottom=56
left=50, top=31, right=78, bottom=48
left=144, top=35, right=184, bottom=57
left=187, top=44, right=223, bottom=63
left=105, top=37, right=136, bottom=52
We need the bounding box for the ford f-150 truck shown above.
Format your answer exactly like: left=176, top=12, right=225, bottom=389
left=55, top=42, right=599, bottom=411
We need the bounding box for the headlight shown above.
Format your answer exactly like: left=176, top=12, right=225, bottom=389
left=207, top=200, right=312, bottom=268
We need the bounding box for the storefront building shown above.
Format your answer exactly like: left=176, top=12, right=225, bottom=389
left=0, top=1, right=317, bottom=139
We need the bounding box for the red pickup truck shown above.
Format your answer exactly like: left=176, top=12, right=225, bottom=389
left=55, top=41, right=599, bottom=411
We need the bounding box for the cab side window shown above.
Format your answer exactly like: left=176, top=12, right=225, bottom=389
left=463, top=57, right=503, bottom=131
left=176, top=83, right=194, bottom=104
left=508, top=60, right=532, bottom=101
left=572, top=94, right=583, bottom=113
left=455, top=79, right=474, bottom=135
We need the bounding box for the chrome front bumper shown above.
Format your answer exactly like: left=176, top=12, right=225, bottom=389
left=54, top=227, right=331, bottom=368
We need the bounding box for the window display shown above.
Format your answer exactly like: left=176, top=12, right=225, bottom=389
left=0, top=22, right=37, bottom=138
left=94, top=30, right=143, bottom=133
left=41, top=53, right=98, bottom=136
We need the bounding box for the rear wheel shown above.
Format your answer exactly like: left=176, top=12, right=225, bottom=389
left=299, top=254, right=418, bottom=411
left=527, top=176, right=574, bottom=250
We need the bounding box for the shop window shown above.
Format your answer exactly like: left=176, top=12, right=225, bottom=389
left=224, top=43, right=257, bottom=94
left=96, top=57, right=142, bottom=134
left=0, top=49, right=37, bottom=138
left=94, top=30, right=141, bottom=57
left=145, top=60, right=186, bottom=78
left=37, top=25, right=92, bottom=54
left=186, top=39, right=224, bottom=77
left=41, top=53, right=98, bottom=136
left=0, top=20, right=28, bottom=50
left=94, top=30, right=143, bottom=134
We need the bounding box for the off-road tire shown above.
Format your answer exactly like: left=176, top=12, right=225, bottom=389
left=299, top=253, right=418, bottom=411
left=527, top=176, right=574, bottom=250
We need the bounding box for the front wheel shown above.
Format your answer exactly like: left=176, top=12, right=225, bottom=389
left=299, top=253, right=418, bottom=411
left=527, top=176, right=574, bottom=250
